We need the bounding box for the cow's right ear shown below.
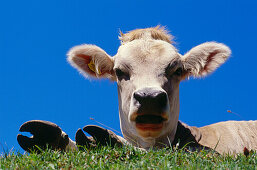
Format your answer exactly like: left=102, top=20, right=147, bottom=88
left=67, top=44, right=115, bottom=79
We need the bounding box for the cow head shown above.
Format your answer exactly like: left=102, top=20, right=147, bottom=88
left=67, top=26, right=231, bottom=149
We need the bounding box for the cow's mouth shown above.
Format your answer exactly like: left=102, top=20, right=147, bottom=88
left=135, top=115, right=167, bottom=131
left=135, top=115, right=165, bottom=124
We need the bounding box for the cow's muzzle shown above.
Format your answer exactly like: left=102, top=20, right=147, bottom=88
left=130, top=88, right=169, bottom=131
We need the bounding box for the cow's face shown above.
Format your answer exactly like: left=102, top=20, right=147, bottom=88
left=113, top=40, right=182, bottom=141
left=67, top=28, right=231, bottom=148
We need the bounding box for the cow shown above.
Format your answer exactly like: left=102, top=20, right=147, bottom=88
left=17, top=26, right=257, bottom=155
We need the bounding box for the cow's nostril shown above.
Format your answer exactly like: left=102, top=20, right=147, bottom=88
left=154, top=91, right=167, bottom=106
left=133, top=91, right=145, bottom=103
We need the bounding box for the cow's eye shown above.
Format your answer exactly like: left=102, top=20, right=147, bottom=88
left=166, top=66, right=183, bottom=79
left=174, top=67, right=183, bottom=76
left=115, top=69, right=130, bottom=81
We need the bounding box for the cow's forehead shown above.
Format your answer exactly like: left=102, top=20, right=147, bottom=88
left=114, top=39, right=180, bottom=70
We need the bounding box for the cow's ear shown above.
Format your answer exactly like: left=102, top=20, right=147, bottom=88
left=67, top=44, right=114, bottom=79
left=181, top=42, right=231, bottom=77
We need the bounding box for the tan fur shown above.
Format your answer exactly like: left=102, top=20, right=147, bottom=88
left=119, top=26, right=173, bottom=44
left=198, top=121, right=257, bottom=154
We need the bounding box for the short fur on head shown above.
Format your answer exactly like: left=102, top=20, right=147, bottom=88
left=119, top=26, right=173, bottom=44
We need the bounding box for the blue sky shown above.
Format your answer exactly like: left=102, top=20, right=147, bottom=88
left=0, top=0, right=257, bottom=154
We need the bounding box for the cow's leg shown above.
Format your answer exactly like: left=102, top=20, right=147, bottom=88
left=17, top=120, right=77, bottom=153
left=17, top=120, right=126, bottom=153
left=75, top=125, right=124, bottom=148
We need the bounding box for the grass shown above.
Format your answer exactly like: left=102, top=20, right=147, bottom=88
left=1, top=146, right=257, bottom=169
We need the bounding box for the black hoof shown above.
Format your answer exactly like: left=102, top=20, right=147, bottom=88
left=75, top=128, right=94, bottom=149
left=83, top=125, right=123, bottom=147
left=17, top=134, right=37, bottom=152
left=17, top=120, right=69, bottom=153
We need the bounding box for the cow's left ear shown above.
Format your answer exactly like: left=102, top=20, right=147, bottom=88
left=67, top=44, right=115, bottom=79
left=181, top=42, right=231, bottom=77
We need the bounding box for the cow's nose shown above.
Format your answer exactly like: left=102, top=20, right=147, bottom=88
left=133, top=88, right=167, bottom=112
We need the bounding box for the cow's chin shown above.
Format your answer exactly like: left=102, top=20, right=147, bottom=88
left=135, top=123, right=164, bottom=138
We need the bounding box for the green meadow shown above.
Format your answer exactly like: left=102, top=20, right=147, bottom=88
left=1, top=146, right=256, bottom=169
